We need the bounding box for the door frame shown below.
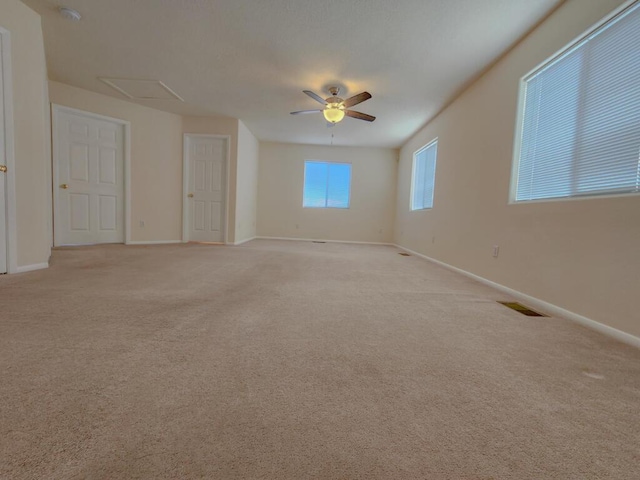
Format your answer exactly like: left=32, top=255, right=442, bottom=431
left=52, top=104, right=132, bottom=246
left=0, top=28, right=17, bottom=273
left=182, top=134, right=231, bottom=244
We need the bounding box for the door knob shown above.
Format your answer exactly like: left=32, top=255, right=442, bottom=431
left=60, top=184, right=69, bottom=189
left=0, top=165, right=6, bottom=173
left=187, top=193, right=194, bottom=198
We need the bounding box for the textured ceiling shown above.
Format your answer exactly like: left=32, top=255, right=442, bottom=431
left=23, top=0, right=564, bottom=147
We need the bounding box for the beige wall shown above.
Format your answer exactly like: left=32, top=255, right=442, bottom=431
left=394, top=0, right=640, bottom=337
left=1, top=0, right=50, bottom=268
left=258, top=142, right=397, bottom=243
left=49, top=81, right=184, bottom=242
left=235, top=120, right=259, bottom=243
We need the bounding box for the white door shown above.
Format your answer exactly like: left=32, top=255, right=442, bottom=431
left=54, top=108, right=125, bottom=246
left=185, top=135, right=227, bottom=243
left=0, top=33, right=7, bottom=273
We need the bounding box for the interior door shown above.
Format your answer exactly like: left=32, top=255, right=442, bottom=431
left=54, top=108, right=125, bottom=246
left=0, top=33, right=7, bottom=273
left=186, top=135, right=227, bottom=243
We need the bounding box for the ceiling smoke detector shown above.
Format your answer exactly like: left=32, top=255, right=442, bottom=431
left=58, top=7, right=82, bottom=22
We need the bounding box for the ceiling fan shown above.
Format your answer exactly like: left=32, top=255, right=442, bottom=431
left=290, top=87, right=375, bottom=124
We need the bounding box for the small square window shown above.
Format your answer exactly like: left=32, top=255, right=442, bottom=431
left=303, top=161, right=351, bottom=208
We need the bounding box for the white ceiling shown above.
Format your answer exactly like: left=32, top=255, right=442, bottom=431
left=23, top=0, right=564, bottom=147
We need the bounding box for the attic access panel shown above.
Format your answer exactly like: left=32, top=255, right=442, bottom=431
left=99, top=78, right=184, bottom=101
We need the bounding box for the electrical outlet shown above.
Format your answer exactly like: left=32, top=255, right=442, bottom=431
left=493, top=245, right=500, bottom=257
left=139, top=220, right=145, bottom=228
left=432, top=236, right=436, bottom=244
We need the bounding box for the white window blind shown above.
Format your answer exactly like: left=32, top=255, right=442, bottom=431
left=303, top=161, right=351, bottom=208
left=411, top=140, right=438, bottom=210
left=514, top=2, right=640, bottom=202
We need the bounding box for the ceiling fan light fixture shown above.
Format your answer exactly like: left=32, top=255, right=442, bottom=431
left=323, top=103, right=345, bottom=123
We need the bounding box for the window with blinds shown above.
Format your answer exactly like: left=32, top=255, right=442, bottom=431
left=303, top=161, right=351, bottom=208
left=513, top=1, right=640, bottom=202
left=411, top=140, right=438, bottom=210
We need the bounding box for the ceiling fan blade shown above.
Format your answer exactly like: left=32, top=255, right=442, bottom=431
left=303, top=90, right=328, bottom=105
left=342, top=91, right=372, bottom=108
left=290, top=109, right=323, bottom=115
left=345, top=110, right=376, bottom=122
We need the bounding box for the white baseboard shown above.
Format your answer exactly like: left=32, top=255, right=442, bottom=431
left=234, top=237, right=256, bottom=246
left=395, top=244, right=640, bottom=350
left=15, top=262, right=49, bottom=273
left=126, top=240, right=182, bottom=245
left=257, top=236, right=393, bottom=246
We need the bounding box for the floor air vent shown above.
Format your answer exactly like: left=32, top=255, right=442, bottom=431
left=398, top=252, right=411, bottom=256
left=498, top=301, right=547, bottom=317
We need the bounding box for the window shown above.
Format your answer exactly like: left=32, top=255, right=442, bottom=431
left=411, top=139, right=438, bottom=210
left=513, top=2, right=640, bottom=202
left=303, top=161, right=351, bottom=208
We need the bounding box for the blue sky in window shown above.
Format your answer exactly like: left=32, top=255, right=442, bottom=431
left=303, top=161, right=351, bottom=208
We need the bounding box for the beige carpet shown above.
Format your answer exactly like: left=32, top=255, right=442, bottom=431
left=1, top=240, right=639, bottom=479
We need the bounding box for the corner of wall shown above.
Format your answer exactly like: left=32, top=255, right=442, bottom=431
left=1, top=0, right=51, bottom=270
left=235, top=120, right=260, bottom=243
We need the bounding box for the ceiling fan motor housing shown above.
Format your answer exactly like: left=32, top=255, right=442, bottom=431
left=326, top=86, right=344, bottom=104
